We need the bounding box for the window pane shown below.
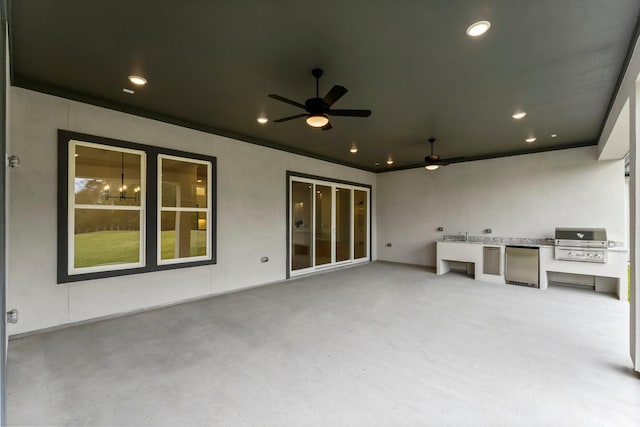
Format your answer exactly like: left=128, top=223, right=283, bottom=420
left=291, top=181, right=313, bottom=270
left=74, top=144, right=142, bottom=206
left=161, top=158, right=208, bottom=208
left=354, top=190, right=368, bottom=259
left=335, top=187, right=351, bottom=262
left=315, top=185, right=332, bottom=266
left=74, top=209, right=141, bottom=268
left=161, top=211, right=207, bottom=260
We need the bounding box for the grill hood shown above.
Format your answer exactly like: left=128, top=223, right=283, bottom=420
left=555, top=228, right=607, bottom=242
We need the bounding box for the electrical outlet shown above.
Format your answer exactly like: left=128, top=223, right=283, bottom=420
left=261, top=257, right=269, bottom=263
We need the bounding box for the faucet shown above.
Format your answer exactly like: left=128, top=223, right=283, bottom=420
left=459, top=231, right=469, bottom=241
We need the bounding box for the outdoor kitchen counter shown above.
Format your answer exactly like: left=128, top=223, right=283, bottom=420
left=436, top=240, right=628, bottom=300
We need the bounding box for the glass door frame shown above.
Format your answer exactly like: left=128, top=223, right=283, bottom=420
left=286, top=172, right=371, bottom=278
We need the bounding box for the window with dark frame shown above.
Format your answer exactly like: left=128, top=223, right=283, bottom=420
left=58, top=130, right=217, bottom=283
left=69, top=141, right=146, bottom=274
left=158, top=154, right=212, bottom=265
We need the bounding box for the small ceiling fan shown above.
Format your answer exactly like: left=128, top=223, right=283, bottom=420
left=269, top=68, right=372, bottom=131
left=424, top=138, right=464, bottom=170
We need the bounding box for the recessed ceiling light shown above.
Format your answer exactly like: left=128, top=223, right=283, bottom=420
left=466, top=20, right=491, bottom=37
left=350, top=147, right=358, bottom=154
left=122, top=88, right=135, bottom=95
left=257, top=117, right=268, bottom=124
left=425, top=165, right=439, bottom=171
left=525, top=137, right=537, bottom=143
left=128, top=75, right=147, bottom=86
left=74, top=153, right=79, bottom=157
left=386, top=159, right=394, bottom=165
left=375, top=162, right=380, bottom=166
left=512, top=111, right=526, bottom=120
left=551, top=134, right=558, bottom=138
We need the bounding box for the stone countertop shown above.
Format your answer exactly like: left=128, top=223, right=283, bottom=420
left=438, top=236, right=628, bottom=252
left=439, top=235, right=554, bottom=247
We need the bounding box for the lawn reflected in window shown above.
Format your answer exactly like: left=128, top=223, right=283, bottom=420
left=74, top=209, right=141, bottom=268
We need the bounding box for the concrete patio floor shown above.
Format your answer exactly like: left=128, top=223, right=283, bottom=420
left=7, top=262, right=639, bottom=426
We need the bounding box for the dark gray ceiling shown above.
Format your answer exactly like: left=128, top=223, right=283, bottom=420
left=9, top=0, right=640, bottom=172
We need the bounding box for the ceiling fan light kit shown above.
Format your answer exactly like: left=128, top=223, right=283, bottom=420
left=306, top=114, right=329, bottom=128
left=269, top=68, right=371, bottom=130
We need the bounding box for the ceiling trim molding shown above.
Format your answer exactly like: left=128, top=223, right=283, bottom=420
left=597, top=12, right=640, bottom=152
left=6, top=0, right=14, bottom=86
left=9, top=78, right=600, bottom=175
left=378, top=141, right=598, bottom=173
left=10, top=77, right=379, bottom=174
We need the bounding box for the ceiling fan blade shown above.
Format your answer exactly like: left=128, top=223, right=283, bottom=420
left=273, top=113, right=308, bottom=123
left=328, top=109, right=372, bottom=117
left=321, top=123, right=333, bottom=131
left=268, top=94, right=306, bottom=109
left=323, top=85, right=348, bottom=106
left=425, top=155, right=439, bottom=163
left=434, top=157, right=465, bottom=166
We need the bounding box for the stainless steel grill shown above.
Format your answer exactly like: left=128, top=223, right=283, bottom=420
left=554, top=227, right=607, bottom=263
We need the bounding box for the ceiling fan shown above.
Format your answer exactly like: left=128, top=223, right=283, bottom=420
left=269, top=68, right=372, bottom=130
left=424, top=138, right=464, bottom=170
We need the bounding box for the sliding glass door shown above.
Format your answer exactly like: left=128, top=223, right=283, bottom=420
left=354, top=189, right=368, bottom=260
left=335, top=187, right=351, bottom=263
left=291, top=181, right=313, bottom=271
left=289, top=176, right=370, bottom=276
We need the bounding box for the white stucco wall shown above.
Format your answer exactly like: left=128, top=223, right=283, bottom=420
left=7, top=87, right=628, bottom=335
left=6, top=87, right=377, bottom=334
left=376, top=147, right=626, bottom=267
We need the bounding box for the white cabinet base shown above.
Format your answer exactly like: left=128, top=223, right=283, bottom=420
left=539, top=246, right=628, bottom=300
left=436, top=241, right=505, bottom=284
